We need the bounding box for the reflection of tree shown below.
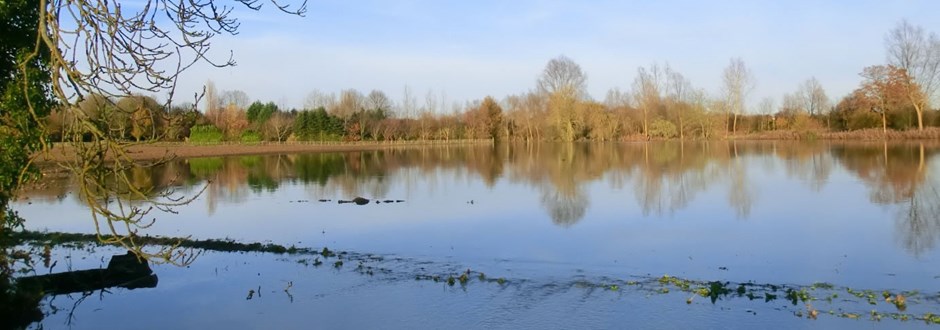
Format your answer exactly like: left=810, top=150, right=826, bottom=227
left=776, top=142, right=833, bottom=192
left=834, top=142, right=940, bottom=256
left=727, top=142, right=755, bottom=219
left=540, top=186, right=588, bottom=227
left=832, top=143, right=927, bottom=204
left=21, top=143, right=765, bottom=226
left=24, top=142, right=940, bottom=239
left=198, top=157, right=249, bottom=215
left=512, top=143, right=598, bottom=226
left=480, top=144, right=507, bottom=188
left=243, top=156, right=281, bottom=193
left=895, top=180, right=940, bottom=256
left=634, top=142, right=717, bottom=217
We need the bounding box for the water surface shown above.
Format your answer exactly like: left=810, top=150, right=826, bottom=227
left=13, top=141, right=940, bottom=328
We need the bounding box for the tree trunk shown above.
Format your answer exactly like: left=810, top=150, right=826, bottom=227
left=882, top=112, right=888, bottom=136
left=678, top=113, right=684, bottom=140
left=732, top=113, right=738, bottom=135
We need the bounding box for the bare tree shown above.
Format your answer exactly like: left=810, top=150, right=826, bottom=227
left=366, top=90, right=392, bottom=114
left=537, top=56, right=587, bottom=141
left=219, top=90, right=251, bottom=109
left=204, top=80, right=219, bottom=124
left=665, top=66, right=693, bottom=139
left=537, top=55, right=587, bottom=96
left=722, top=58, right=755, bottom=135
left=418, top=89, right=438, bottom=140
left=525, top=91, right=547, bottom=141
left=781, top=92, right=802, bottom=116
left=304, top=89, right=336, bottom=111
left=423, top=90, right=438, bottom=114
left=604, top=88, right=631, bottom=109
left=758, top=97, right=775, bottom=115
left=20, top=0, right=306, bottom=264
left=886, top=20, right=940, bottom=130
left=263, top=112, right=293, bottom=141
left=219, top=104, right=249, bottom=139
left=687, top=89, right=717, bottom=139
left=604, top=88, right=632, bottom=138
left=797, top=77, right=829, bottom=117
left=401, top=85, right=417, bottom=119
left=334, top=88, right=363, bottom=120
left=632, top=64, right=663, bottom=138
left=757, top=97, right=775, bottom=131
left=506, top=91, right=545, bottom=141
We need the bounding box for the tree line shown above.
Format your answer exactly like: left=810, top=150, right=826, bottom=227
left=40, top=20, right=940, bottom=144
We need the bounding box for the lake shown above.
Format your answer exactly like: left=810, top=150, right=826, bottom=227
left=11, top=141, right=940, bottom=329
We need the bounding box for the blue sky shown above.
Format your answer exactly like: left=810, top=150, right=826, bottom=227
left=175, top=0, right=940, bottom=111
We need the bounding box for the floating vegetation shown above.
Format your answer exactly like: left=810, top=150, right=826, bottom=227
left=807, top=305, right=819, bottom=320
left=886, top=293, right=907, bottom=311
left=785, top=288, right=812, bottom=305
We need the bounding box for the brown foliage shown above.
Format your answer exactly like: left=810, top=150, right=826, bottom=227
left=219, top=104, right=249, bottom=139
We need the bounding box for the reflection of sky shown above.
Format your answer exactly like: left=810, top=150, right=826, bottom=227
left=13, top=145, right=940, bottom=292
left=35, top=249, right=834, bottom=330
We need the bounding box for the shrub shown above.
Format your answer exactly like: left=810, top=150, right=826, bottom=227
left=847, top=111, right=881, bottom=130
left=790, top=114, right=822, bottom=132
left=648, top=119, right=678, bottom=138
left=239, top=130, right=262, bottom=143
left=188, top=125, right=223, bottom=143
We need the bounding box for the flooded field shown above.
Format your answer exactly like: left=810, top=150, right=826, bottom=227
left=9, top=141, right=940, bottom=329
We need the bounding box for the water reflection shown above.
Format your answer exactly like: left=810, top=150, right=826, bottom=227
left=1, top=249, right=157, bottom=328
left=20, top=142, right=940, bottom=256
left=832, top=143, right=940, bottom=256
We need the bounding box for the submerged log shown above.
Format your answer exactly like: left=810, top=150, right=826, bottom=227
left=352, top=197, right=369, bottom=205
left=338, top=197, right=371, bottom=205
left=16, top=251, right=158, bottom=295
left=2, top=251, right=158, bottom=329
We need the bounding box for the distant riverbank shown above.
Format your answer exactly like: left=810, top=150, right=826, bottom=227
left=33, top=128, right=940, bottom=163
